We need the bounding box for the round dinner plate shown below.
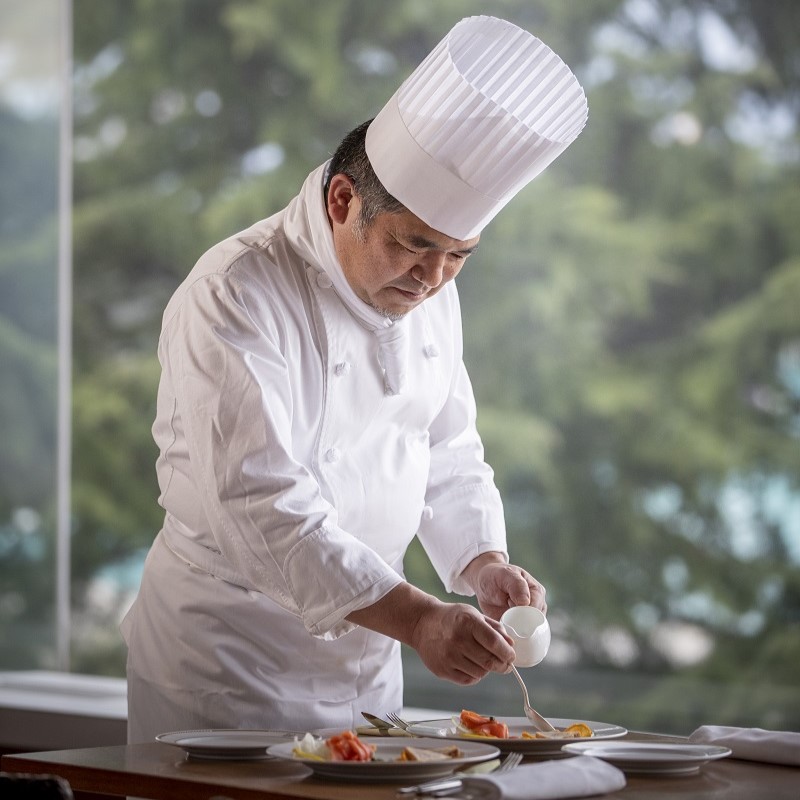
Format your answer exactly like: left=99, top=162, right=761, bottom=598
left=267, top=736, right=500, bottom=781
left=155, top=729, right=296, bottom=760
left=561, top=741, right=733, bottom=775
left=403, top=717, right=628, bottom=758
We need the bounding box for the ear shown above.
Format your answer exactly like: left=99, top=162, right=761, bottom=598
left=327, top=173, right=356, bottom=226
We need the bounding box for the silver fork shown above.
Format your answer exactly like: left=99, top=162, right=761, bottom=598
left=387, top=712, right=450, bottom=732
left=397, top=751, right=523, bottom=796
left=386, top=712, right=414, bottom=731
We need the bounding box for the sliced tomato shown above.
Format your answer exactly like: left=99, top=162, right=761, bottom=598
left=326, top=730, right=375, bottom=762
left=460, top=709, right=510, bottom=739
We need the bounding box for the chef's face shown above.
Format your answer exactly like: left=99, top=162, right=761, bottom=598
left=327, top=174, right=479, bottom=319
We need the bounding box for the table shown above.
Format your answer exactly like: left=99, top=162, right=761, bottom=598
left=2, top=732, right=798, bottom=800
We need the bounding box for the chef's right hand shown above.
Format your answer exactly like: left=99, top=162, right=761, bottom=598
left=410, top=601, right=516, bottom=685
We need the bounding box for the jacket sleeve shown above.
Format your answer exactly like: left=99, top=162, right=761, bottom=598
left=415, top=287, right=508, bottom=595
left=160, top=268, right=402, bottom=639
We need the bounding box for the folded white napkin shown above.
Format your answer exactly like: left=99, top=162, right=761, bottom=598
left=460, top=755, right=626, bottom=800
left=689, top=725, right=800, bottom=766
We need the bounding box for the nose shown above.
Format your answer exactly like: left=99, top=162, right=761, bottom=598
left=411, top=252, right=447, bottom=289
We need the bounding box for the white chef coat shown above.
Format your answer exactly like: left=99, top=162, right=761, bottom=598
left=123, top=163, right=508, bottom=743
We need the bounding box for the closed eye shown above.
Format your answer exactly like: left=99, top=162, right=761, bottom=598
left=389, top=236, right=421, bottom=255
left=391, top=234, right=474, bottom=260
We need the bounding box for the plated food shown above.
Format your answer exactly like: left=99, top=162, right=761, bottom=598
left=267, top=735, right=500, bottom=781
left=404, top=715, right=628, bottom=757
left=292, top=730, right=464, bottom=763
left=457, top=709, right=593, bottom=740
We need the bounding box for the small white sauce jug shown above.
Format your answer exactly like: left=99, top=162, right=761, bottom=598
left=500, top=606, right=551, bottom=667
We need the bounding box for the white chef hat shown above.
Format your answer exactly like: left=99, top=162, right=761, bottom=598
left=365, top=15, right=588, bottom=240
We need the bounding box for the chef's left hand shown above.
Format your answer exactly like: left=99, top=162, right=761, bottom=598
left=464, top=555, right=547, bottom=621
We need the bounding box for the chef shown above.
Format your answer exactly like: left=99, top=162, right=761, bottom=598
left=123, top=15, right=588, bottom=742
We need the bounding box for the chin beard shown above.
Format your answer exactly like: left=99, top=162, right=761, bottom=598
left=368, top=302, right=407, bottom=322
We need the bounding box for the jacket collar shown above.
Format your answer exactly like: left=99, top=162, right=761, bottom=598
left=284, top=163, right=409, bottom=394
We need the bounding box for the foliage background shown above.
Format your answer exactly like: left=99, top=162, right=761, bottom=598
left=1, top=0, right=799, bottom=733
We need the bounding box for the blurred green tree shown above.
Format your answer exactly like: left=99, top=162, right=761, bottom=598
left=2, top=0, right=797, bottom=731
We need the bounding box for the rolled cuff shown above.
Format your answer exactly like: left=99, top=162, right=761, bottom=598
left=284, top=525, right=405, bottom=639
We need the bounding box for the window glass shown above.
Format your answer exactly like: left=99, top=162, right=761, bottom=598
left=3, top=0, right=799, bottom=735
left=0, top=0, right=61, bottom=669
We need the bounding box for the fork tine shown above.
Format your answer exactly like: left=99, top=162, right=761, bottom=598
left=496, top=752, right=523, bottom=772
left=397, top=748, right=522, bottom=796
left=386, top=712, right=409, bottom=730
left=493, top=752, right=522, bottom=774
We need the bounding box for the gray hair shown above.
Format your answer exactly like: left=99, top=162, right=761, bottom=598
left=324, top=120, right=406, bottom=237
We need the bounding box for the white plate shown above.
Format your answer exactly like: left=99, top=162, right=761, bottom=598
left=267, top=736, right=500, bottom=781
left=155, top=729, right=297, bottom=760
left=561, top=741, right=732, bottom=775
left=405, top=717, right=628, bottom=758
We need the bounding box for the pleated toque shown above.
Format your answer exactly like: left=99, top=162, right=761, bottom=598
left=366, top=15, right=588, bottom=240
